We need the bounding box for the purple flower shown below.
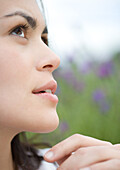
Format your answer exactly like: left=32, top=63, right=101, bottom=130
left=67, top=56, right=74, bottom=63
left=80, top=62, right=93, bottom=74
left=99, top=100, right=110, bottom=113
left=62, top=70, right=76, bottom=84
left=97, top=61, right=114, bottom=78
left=73, top=80, right=85, bottom=92
left=93, top=89, right=110, bottom=113
left=59, top=121, right=69, bottom=132
left=93, top=90, right=105, bottom=103
left=62, top=70, right=85, bottom=92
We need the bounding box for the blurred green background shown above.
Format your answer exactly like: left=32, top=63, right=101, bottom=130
left=26, top=0, right=120, bottom=146
left=26, top=51, right=120, bottom=146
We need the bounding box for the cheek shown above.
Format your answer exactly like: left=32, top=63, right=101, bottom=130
left=0, top=45, right=33, bottom=124
left=0, top=44, right=33, bottom=88
left=0, top=44, right=59, bottom=133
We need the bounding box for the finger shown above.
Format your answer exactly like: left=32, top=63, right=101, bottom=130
left=54, top=154, right=71, bottom=165
left=114, top=144, right=120, bottom=150
left=80, top=159, right=120, bottom=170
left=44, top=134, right=112, bottom=162
left=57, top=146, right=120, bottom=170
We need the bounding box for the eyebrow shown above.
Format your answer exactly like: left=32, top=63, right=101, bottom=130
left=2, top=11, right=48, bottom=34
left=3, top=11, right=37, bottom=29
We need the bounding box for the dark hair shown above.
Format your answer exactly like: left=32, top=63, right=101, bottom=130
left=11, top=1, right=48, bottom=169
left=11, top=133, right=44, bottom=170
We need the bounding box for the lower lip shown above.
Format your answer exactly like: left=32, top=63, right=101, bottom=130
left=33, top=92, right=58, bottom=103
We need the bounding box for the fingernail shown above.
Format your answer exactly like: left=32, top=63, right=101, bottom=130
left=44, top=151, right=54, bottom=160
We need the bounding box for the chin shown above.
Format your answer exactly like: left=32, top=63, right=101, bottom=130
left=39, top=117, right=59, bottom=133
left=45, top=118, right=59, bottom=133
left=27, top=113, right=59, bottom=134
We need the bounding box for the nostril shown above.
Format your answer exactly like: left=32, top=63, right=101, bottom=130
left=43, top=64, right=53, bottom=69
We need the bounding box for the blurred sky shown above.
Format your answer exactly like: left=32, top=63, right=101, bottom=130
left=43, top=0, right=120, bottom=64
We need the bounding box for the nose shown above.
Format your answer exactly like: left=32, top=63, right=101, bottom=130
left=36, top=43, right=60, bottom=72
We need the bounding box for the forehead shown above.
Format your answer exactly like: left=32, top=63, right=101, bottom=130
left=0, top=0, right=45, bottom=27
left=36, top=0, right=44, bottom=15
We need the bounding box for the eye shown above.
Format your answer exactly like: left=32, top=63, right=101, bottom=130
left=9, top=24, right=29, bottom=39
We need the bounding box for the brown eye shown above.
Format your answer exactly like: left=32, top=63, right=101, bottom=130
left=10, top=24, right=29, bottom=39
left=11, top=27, right=25, bottom=37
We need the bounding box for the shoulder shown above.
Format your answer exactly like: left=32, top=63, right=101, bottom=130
left=37, top=148, right=58, bottom=170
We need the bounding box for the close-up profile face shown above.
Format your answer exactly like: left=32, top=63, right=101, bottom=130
left=0, top=0, right=60, bottom=133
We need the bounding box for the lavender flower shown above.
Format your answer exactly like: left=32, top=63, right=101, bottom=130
left=73, top=80, right=85, bottom=92
left=93, top=89, right=110, bottom=113
left=59, top=121, right=69, bottom=132
left=93, top=89, right=105, bottom=103
left=99, top=100, right=110, bottom=113
left=63, top=70, right=76, bottom=84
left=67, top=55, right=74, bottom=63
left=80, top=62, right=93, bottom=74
left=97, top=61, right=114, bottom=78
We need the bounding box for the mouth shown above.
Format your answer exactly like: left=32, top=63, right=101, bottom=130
left=32, top=80, right=57, bottom=94
left=33, top=89, right=52, bottom=94
left=32, top=80, right=58, bottom=103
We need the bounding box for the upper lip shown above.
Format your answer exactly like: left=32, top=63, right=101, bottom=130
left=32, top=80, right=57, bottom=94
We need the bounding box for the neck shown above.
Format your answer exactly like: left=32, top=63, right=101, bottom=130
left=0, top=127, right=16, bottom=170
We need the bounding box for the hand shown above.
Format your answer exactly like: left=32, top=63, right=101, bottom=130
left=43, top=134, right=120, bottom=169
left=58, top=145, right=120, bottom=170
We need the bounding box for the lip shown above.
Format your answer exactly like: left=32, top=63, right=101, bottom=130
left=32, top=80, right=57, bottom=94
left=32, top=80, right=58, bottom=103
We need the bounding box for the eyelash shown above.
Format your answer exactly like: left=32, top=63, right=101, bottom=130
left=9, top=24, right=30, bottom=39
left=9, top=24, right=48, bottom=46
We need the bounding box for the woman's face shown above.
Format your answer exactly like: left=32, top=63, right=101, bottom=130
left=0, top=0, right=60, bottom=133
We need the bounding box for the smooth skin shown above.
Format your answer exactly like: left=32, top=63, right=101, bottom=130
left=0, top=0, right=60, bottom=169
left=0, top=0, right=120, bottom=170
left=44, top=134, right=120, bottom=170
